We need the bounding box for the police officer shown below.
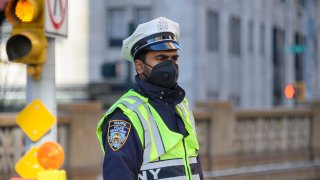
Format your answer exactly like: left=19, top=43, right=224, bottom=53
left=96, top=17, right=203, bottom=180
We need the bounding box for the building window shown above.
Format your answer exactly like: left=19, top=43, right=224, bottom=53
left=272, top=28, right=285, bottom=106
left=135, top=8, right=151, bottom=25
left=127, top=8, right=152, bottom=34
left=229, top=94, right=241, bottom=107
left=207, top=11, right=219, bottom=51
left=108, top=8, right=126, bottom=47
left=207, top=90, right=219, bottom=100
left=229, top=16, right=241, bottom=56
left=248, top=21, right=254, bottom=53
left=260, top=24, right=265, bottom=55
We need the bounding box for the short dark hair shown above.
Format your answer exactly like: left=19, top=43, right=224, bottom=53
left=134, top=49, right=149, bottom=62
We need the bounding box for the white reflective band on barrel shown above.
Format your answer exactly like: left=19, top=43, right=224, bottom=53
left=121, top=96, right=165, bottom=164
left=140, top=157, right=197, bottom=170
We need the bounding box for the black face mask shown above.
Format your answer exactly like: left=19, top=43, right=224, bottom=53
left=143, top=60, right=179, bottom=88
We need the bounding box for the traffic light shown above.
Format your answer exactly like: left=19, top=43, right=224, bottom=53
left=5, top=0, right=47, bottom=80
left=284, top=82, right=306, bottom=102
left=284, top=84, right=295, bottom=100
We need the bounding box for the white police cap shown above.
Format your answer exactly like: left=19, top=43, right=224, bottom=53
left=121, top=17, right=180, bottom=62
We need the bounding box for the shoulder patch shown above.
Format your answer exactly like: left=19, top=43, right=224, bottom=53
left=107, top=120, right=131, bottom=151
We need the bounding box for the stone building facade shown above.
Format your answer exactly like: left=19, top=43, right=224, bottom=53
left=89, top=0, right=320, bottom=108
left=2, top=0, right=320, bottom=109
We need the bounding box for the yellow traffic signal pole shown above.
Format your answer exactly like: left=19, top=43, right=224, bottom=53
left=25, top=37, right=57, bottom=149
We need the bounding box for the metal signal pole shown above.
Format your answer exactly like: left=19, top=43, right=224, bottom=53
left=25, top=38, right=57, bottom=150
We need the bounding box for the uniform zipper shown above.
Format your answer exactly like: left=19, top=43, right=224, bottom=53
left=183, top=139, right=192, bottom=180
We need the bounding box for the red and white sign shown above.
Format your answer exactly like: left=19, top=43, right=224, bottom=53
left=45, top=0, right=68, bottom=38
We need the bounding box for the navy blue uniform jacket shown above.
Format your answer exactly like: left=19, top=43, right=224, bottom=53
left=101, top=75, right=203, bottom=179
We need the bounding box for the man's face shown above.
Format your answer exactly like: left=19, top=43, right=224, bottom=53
left=135, top=50, right=179, bottom=80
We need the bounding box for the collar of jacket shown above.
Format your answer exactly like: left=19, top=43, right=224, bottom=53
left=133, top=75, right=185, bottom=106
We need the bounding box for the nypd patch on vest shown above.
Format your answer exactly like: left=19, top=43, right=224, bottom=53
left=107, top=120, right=131, bottom=151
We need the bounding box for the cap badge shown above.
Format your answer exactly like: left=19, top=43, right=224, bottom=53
left=157, top=18, right=169, bottom=30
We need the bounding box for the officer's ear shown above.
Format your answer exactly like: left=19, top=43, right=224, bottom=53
left=134, top=50, right=149, bottom=74
left=134, top=59, right=144, bottom=74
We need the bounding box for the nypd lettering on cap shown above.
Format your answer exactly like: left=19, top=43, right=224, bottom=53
left=107, top=120, right=131, bottom=151
left=121, top=17, right=180, bottom=62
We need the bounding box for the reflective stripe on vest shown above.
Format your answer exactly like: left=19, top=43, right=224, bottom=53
left=120, top=96, right=165, bottom=164
left=177, top=103, right=196, bottom=133
left=138, top=157, right=200, bottom=180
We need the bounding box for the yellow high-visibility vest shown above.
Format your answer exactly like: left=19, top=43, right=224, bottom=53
left=97, top=90, right=201, bottom=180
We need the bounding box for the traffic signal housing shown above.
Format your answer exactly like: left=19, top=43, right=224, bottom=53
left=294, top=81, right=306, bottom=102
left=5, top=0, right=47, bottom=80
left=284, top=82, right=306, bottom=102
